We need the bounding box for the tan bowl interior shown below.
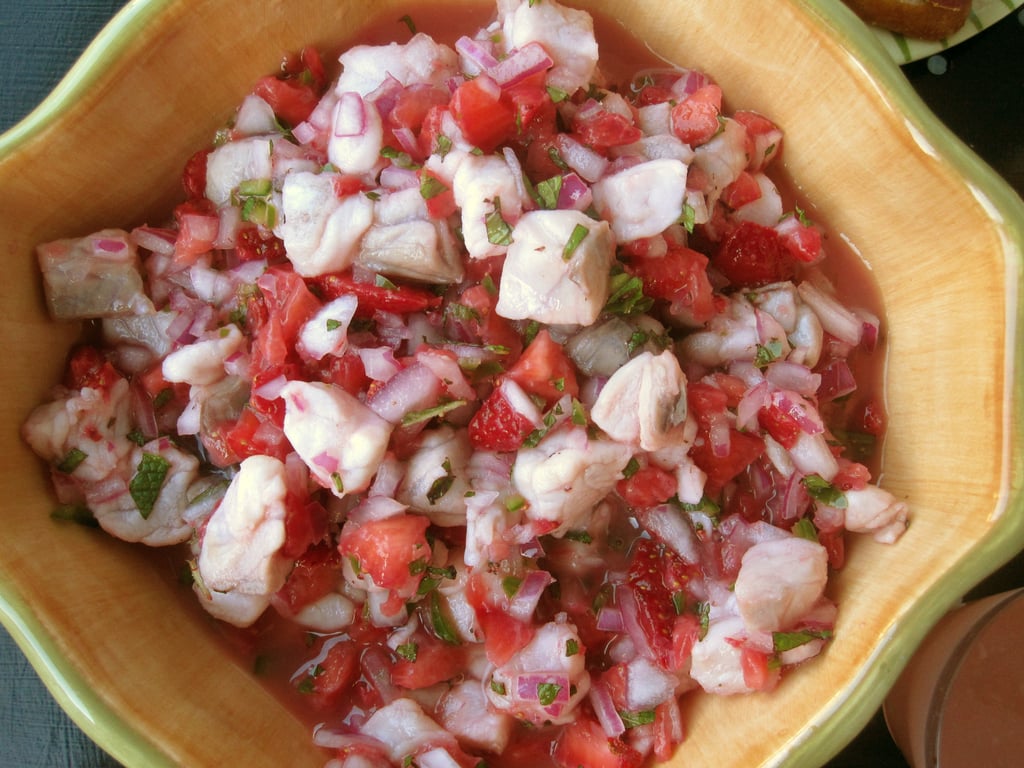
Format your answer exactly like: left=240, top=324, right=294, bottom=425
left=1, top=0, right=1021, bottom=766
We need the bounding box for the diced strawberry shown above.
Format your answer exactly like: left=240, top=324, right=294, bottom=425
left=337, top=514, right=431, bottom=594
left=275, top=543, right=342, bottom=614
left=505, top=78, right=557, bottom=142
left=720, top=170, right=762, bottom=210
left=66, top=346, right=123, bottom=391
left=391, top=632, right=468, bottom=689
left=572, top=109, right=642, bottom=152
left=616, top=465, right=678, bottom=510
left=626, top=538, right=699, bottom=670
left=252, top=49, right=327, bottom=127
left=298, top=639, right=360, bottom=710
left=652, top=698, right=686, bottom=763
left=733, top=109, right=783, bottom=170
left=181, top=148, right=210, bottom=201
left=310, top=271, right=443, bottom=316
left=419, top=168, right=457, bottom=219
left=627, top=244, right=716, bottom=324
left=670, top=84, right=722, bottom=146
left=456, top=283, right=524, bottom=362
left=465, top=571, right=535, bottom=666
left=687, top=381, right=766, bottom=496
left=712, top=221, right=797, bottom=287
left=467, top=387, right=535, bottom=452
left=450, top=75, right=516, bottom=152
left=552, top=715, right=644, bottom=768
left=757, top=402, right=803, bottom=449
left=739, top=645, right=778, bottom=692
left=234, top=226, right=287, bottom=263
left=507, top=329, right=579, bottom=405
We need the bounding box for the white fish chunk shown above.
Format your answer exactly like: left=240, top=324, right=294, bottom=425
left=335, top=33, right=458, bottom=96
left=502, top=0, right=598, bottom=94
left=591, top=159, right=688, bottom=243
left=590, top=350, right=689, bottom=451
left=161, top=324, right=244, bottom=387
left=512, top=426, right=632, bottom=535
left=276, top=170, right=374, bottom=277
left=843, top=485, right=910, bottom=544
left=281, top=380, right=393, bottom=498
left=357, top=220, right=464, bottom=284
left=195, top=454, right=292, bottom=624
left=734, top=536, right=828, bottom=632
left=37, top=229, right=152, bottom=320
left=453, top=154, right=522, bottom=260
left=495, top=209, right=614, bottom=326
left=395, top=427, right=472, bottom=527
left=205, top=137, right=275, bottom=208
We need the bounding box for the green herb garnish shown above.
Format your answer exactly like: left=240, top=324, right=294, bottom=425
left=130, top=452, right=171, bottom=519
left=485, top=198, right=514, bottom=246
left=562, top=223, right=589, bottom=261
left=801, top=474, right=848, bottom=508
left=56, top=447, right=88, bottom=474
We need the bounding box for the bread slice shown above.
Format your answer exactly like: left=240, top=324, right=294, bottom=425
left=843, top=0, right=972, bottom=40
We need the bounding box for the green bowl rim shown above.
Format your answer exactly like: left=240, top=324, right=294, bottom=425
left=1, top=0, right=1023, bottom=766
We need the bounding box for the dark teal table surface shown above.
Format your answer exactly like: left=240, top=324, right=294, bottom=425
left=1, top=3, right=1022, bottom=767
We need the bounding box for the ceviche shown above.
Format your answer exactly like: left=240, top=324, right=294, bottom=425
left=23, top=1, right=909, bottom=766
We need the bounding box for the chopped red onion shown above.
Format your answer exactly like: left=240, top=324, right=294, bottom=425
left=765, top=361, right=820, bottom=396
left=797, top=281, right=863, bottom=346
left=455, top=35, right=499, bottom=71
left=130, top=380, right=159, bottom=440
left=589, top=682, right=626, bottom=738
left=670, top=68, right=712, bottom=99
left=334, top=91, right=368, bottom=138
left=392, top=126, right=422, bottom=159
left=707, top=408, right=731, bottom=458
left=474, top=73, right=502, bottom=101
left=360, top=644, right=399, bottom=704
left=555, top=134, right=609, bottom=183
left=176, top=396, right=202, bottom=437
left=772, top=390, right=823, bottom=434
left=736, top=379, right=770, bottom=431
left=777, top=472, right=810, bottom=522
left=857, top=308, right=880, bottom=352
left=503, top=147, right=530, bottom=206
left=366, top=362, right=443, bottom=424
left=366, top=74, right=403, bottom=118
left=515, top=673, right=570, bottom=704
left=617, top=587, right=654, bottom=660
left=415, top=348, right=475, bottom=400
left=637, top=504, right=700, bottom=564
left=557, top=172, right=593, bottom=211
left=252, top=372, right=288, bottom=401
left=507, top=570, right=553, bottom=621
left=379, top=164, right=420, bottom=190
left=291, top=120, right=318, bottom=145
left=596, top=605, right=625, bottom=633
left=368, top=454, right=405, bottom=499
left=488, top=42, right=554, bottom=87
left=312, top=728, right=385, bottom=752
left=417, top=748, right=462, bottom=768
left=357, top=346, right=402, bottom=382
left=817, top=358, right=857, bottom=402
left=130, top=226, right=176, bottom=256
left=347, top=496, right=408, bottom=525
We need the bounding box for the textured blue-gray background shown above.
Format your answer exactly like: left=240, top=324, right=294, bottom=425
left=1, top=2, right=1021, bottom=767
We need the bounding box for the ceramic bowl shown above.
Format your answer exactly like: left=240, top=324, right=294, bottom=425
left=1, top=1, right=1023, bottom=766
